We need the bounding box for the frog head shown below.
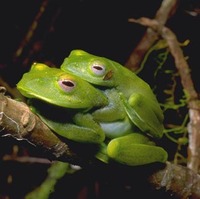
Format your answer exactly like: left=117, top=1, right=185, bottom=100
left=60, top=49, right=123, bottom=87
left=17, top=63, right=108, bottom=109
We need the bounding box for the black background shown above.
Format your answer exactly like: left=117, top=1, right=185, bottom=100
left=0, top=0, right=199, bottom=92
left=0, top=0, right=200, bottom=198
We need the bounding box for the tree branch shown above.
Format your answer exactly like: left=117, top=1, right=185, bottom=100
left=1, top=87, right=200, bottom=198
left=125, top=0, right=178, bottom=71
left=0, top=87, right=94, bottom=166
left=148, top=161, right=200, bottom=198
left=161, top=27, right=200, bottom=173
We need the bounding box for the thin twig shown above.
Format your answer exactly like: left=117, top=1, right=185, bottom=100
left=125, top=0, right=178, bottom=72
left=13, top=0, right=49, bottom=61
left=161, top=27, right=200, bottom=173
left=125, top=7, right=200, bottom=172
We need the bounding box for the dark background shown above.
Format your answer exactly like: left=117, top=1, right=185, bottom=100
left=0, top=0, right=199, bottom=92
left=0, top=0, right=200, bottom=198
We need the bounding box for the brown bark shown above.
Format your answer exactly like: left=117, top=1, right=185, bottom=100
left=0, top=87, right=90, bottom=166
left=125, top=0, right=178, bottom=71
left=1, top=87, right=200, bottom=198
left=161, top=27, right=200, bottom=173
left=148, top=161, right=200, bottom=199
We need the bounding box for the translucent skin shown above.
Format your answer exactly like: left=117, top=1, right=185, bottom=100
left=61, top=50, right=164, bottom=139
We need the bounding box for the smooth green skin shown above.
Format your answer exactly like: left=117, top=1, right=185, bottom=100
left=91, top=88, right=168, bottom=165
left=93, top=91, right=168, bottom=165
left=92, top=88, right=133, bottom=139
left=17, top=62, right=168, bottom=166
left=60, top=50, right=168, bottom=165
left=82, top=86, right=168, bottom=165
left=106, top=133, right=168, bottom=166
left=17, top=63, right=107, bottom=144
left=60, top=50, right=164, bottom=139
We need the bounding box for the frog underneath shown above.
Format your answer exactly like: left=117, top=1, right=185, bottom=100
left=17, top=62, right=168, bottom=166
left=17, top=63, right=107, bottom=144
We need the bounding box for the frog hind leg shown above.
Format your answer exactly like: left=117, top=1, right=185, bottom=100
left=107, top=133, right=168, bottom=166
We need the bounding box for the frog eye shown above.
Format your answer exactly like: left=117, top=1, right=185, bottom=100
left=91, top=64, right=106, bottom=76
left=58, top=79, right=76, bottom=92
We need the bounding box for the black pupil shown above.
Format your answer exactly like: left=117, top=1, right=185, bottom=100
left=93, top=65, right=103, bottom=70
left=62, top=81, right=74, bottom=87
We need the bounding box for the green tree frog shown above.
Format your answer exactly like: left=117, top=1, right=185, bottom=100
left=60, top=50, right=164, bottom=139
left=17, top=62, right=168, bottom=166
left=17, top=62, right=108, bottom=144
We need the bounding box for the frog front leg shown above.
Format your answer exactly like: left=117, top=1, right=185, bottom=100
left=91, top=89, right=134, bottom=138
left=37, top=112, right=105, bottom=144
left=107, top=133, right=168, bottom=166
left=92, top=89, right=126, bottom=122
left=120, top=93, right=164, bottom=139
